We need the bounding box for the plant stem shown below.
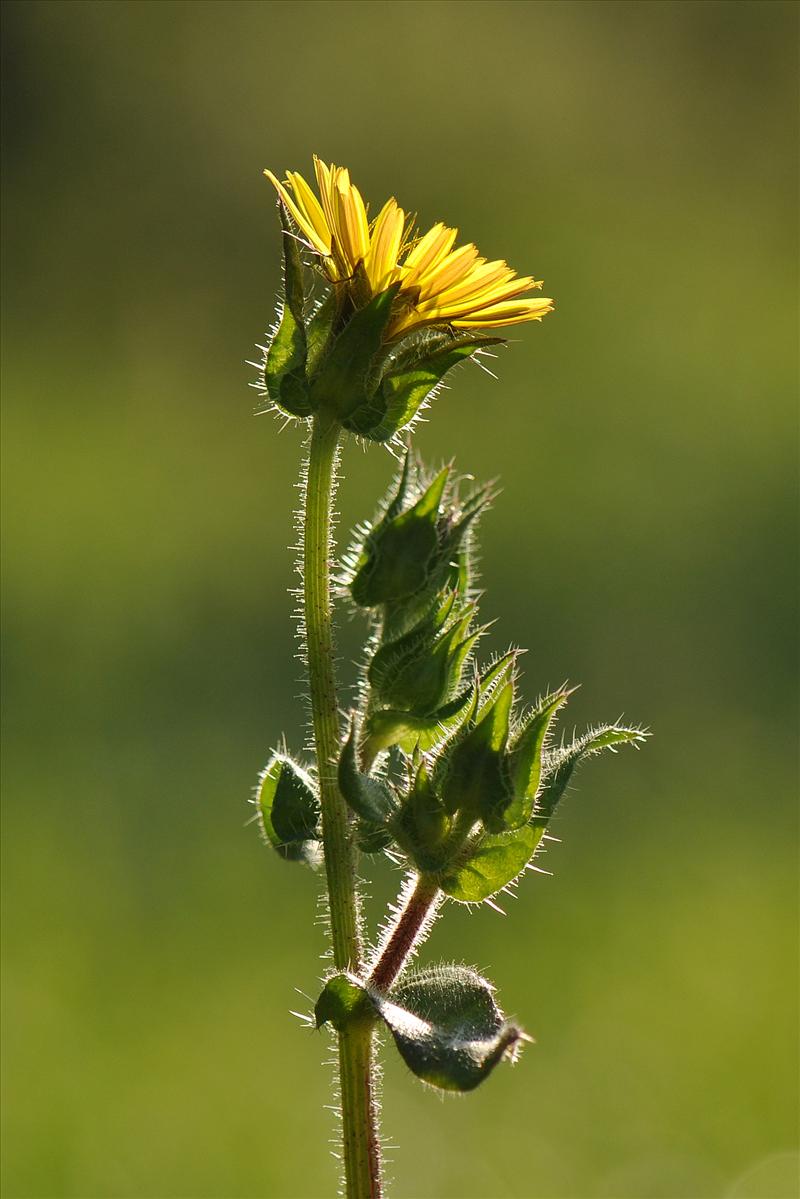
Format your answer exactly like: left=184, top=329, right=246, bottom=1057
left=303, top=411, right=382, bottom=1199
left=368, top=873, right=442, bottom=993
left=368, top=812, right=477, bottom=992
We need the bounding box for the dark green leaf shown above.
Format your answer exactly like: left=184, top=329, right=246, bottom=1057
left=315, top=973, right=371, bottom=1031
left=338, top=717, right=398, bottom=825
left=305, top=288, right=340, bottom=377
left=393, top=760, right=452, bottom=871
left=363, top=335, right=502, bottom=443
left=264, top=205, right=312, bottom=418
left=372, top=964, right=523, bottom=1092
left=256, top=753, right=322, bottom=867
left=355, top=819, right=395, bottom=855
left=309, top=286, right=398, bottom=423
left=441, top=677, right=514, bottom=820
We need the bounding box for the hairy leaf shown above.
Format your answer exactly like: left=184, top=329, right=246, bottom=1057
left=363, top=681, right=475, bottom=758
left=256, top=753, right=321, bottom=867
left=310, top=286, right=398, bottom=423
left=372, top=964, right=523, bottom=1091
left=338, top=718, right=398, bottom=825
left=501, top=688, right=571, bottom=830
left=535, top=724, right=647, bottom=826
left=315, top=974, right=370, bottom=1031
left=264, top=205, right=312, bottom=417
left=439, top=825, right=540, bottom=902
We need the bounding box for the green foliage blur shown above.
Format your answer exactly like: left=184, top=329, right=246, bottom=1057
left=2, top=2, right=797, bottom=1196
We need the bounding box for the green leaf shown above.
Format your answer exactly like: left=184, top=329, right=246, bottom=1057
left=439, top=824, right=540, bottom=903
left=535, top=724, right=648, bottom=826
left=355, top=819, right=395, bottom=855
left=315, top=973, right=371, bottom=1031
left=305, top=288, right=340, bottom=377
left=362, top=681, right=475, bottom=758
left=372, top=964, right=523, bottom=1092
left=256, top=753, right=322, bottom=867
left=363, top=334, right=502, bottom=443
left=501, top=688, right=572, bottom=830
left=264, top=205, right=313, bottom=418
left=309, top=286, right=399, bottom=424
left=337, top=717, right=399, bottom=825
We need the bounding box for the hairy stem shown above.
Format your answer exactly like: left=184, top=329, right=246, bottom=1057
left=368, top=812, right=478, bottom=991
left=369, top=873, right=442, bottom=993
left=303, top=411, right=382, bottom=1199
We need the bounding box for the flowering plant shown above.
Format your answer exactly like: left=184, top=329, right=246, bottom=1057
left=253, top=158, right=646, bottom=1198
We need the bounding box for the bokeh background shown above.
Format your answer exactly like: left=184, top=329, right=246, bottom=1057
left=2, top=2, right=797, bottom=1197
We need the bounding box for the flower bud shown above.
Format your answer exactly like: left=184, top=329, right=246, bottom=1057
left=350, top=464, right=450, bottom=607
left=368, top=592, right=479, bottom=717
left=439, top=675, right=515, bottom=824
left=348, top=457, right=493, bottom=613
left=394, top=757, right=452, bottom=872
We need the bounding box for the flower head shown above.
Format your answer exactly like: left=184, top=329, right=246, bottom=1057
left=264, top=156, right=553, bottom=340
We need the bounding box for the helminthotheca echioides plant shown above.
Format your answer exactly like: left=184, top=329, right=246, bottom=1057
left=250, top=157, right=647, bottom=1199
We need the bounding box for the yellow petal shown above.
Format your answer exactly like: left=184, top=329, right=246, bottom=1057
left=413, top=243, right=482, bottom=301
left=401, top=223, right=458, bottom=286
left=263, top=169, right=331, bottom=256
left=451, top=297, right=555, bottom=327
left=313, top=156, right=338, bottom=237
left=364, top=198, right=405, bottom=293
left=286, top=170, right=331, bottom=249
left=426, top=261, right=519, bottom=310
left=333, top=169, right=371, bottom=269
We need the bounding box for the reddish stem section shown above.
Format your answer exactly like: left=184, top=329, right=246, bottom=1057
left=368, top=874, right=442, bottom=993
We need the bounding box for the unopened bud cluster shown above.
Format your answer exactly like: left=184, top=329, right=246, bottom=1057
left=256, top=451, right=645, bottom=909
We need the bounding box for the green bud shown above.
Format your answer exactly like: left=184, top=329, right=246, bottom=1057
left=348, top=457, right=493, bottom=613
left=255, top=752, right=322, bottom=867
left=393, top=757, right=452, bottom=872
left=368, top=593, right=479, bottom=717
left=440, top=675, right=515, bottom=824
left=350, top=465, right=450, bottom=607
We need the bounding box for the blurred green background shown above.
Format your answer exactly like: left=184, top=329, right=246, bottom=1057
left=2, top=2, right=797, bottom=1197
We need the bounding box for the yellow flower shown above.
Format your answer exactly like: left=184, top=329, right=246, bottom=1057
left=264, top=157, right=554, bottom=340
